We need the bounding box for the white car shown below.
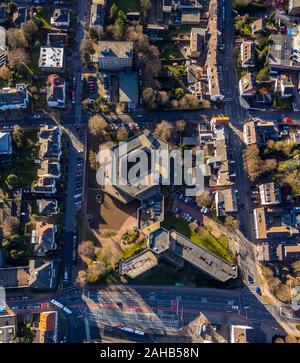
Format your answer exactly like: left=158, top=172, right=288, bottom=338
left=64, top=269, right=68, bottom=281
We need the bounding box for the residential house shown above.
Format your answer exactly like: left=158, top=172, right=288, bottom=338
left=118, top=72, right=138, bottom=110
left=50, top=9, right=70, bottom=28
left=12, top=7, right=29, bottom=27
left=0, top=84, right=29, bottom=111
left=253, top=207, right=299, bottom=239
left=206, top=123, right=235, bottom=188
left=239, top=72, right=256, bottom=97
left=259, top=182, right=282, bottom=206
left=230, top=325, right=255, bottom=343
left=39, top=47, right=65, bottom=73
left=98, top=41, right=133, bottom=70
left=37, top=160, right=61, bottom=179
left=0, top=5, right=7, bottom=24
left=268, top=34, right=300, bottom=71
left=0, top=266, right=30, bottom=289
left=163, top=0, right=172, bottom=12
left=0, top=307, right=17, bottom=343
left=0, top=132, right=12, bottom=160
left=181, top=7, right=201, bottom=25
left=251, top=18, right=266, bottom=35
left=205, top=0, right=224, bottom=102
left=279, top=243, right=300, bottom=261
left=37, top=199, right=59, bottom=216
left=47, top=33, right=68, bottom=47
left=38, top=126, right=62, bottom=160
left=46, top=74, right=66, bottom=108
left=31, top=311, right=58, bottom=343
left=32, top=177, right=57, bottom=195
left=241, top=41, right=255, bottom=68
left=32, top=221, right=57, bottom=257
left=126, top=12, right=140, bottom=24
left=188, top=27, right=206, bottom=58
left=90, top=3, right=105, bottom=31
left=215, top=188, right=238, bottom=217
left=288, top=0, right=300, bottom=15
left=146, top=24, right=167, bottom=42
left=243, top=120, right=278, bottom=146
left=29, top=259, right=58, bottom=291
left=277, top=75, right=294, bottom=98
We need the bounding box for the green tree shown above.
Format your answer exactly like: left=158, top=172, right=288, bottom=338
left=175, top=88, right=185, bottom=100
left=109, top=3, right=118, bottom=21
left=6, top=174, right=19, bottom=189
left=256, top=67, right=270, bottom=83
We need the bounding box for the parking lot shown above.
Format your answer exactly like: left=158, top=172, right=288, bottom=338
left=171, top=192, right=210, bottom=225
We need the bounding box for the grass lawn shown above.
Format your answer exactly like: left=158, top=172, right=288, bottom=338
left=1, top=132, right=39, bottom=189
left=34, top=9, right=52, bottom=29
left=166, top=217, right=234, bottom=264
left=121, top=239, right=147, bottom=260
left=161, top=42, right=183, bottom=60
left=167, top=25, right=192, bottom=38
left=113, top=0, right=140, bottom=12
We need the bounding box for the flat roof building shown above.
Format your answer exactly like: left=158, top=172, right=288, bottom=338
left=119, top=72, right=138, bottom=109
left=98, top=41, right=133, bottom=70
left=39, top=47, right=65, bottom=73
left=259, top=182, right=282, bottom=206
left=268, top=34, right=300, bottom=71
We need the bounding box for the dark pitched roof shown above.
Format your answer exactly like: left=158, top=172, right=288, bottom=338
left=0, top=85, right=28, bottom=108
left=37, top=199, right=58, bottom=215
left=0, top=132, right=12, bottom=154
left=47, top=33, right=68, bottom=47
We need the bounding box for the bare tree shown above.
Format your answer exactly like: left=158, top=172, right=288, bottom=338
left=88, top=114, right=108, bottom=136
left=78, top=240, right=95, bottom=260
left=178, top=94, right=199, bottom=109
left=87, top=262, right=106, bottom=282
left=196, top=191, right=212, bottom=207
left=154, top=121, right=173, bottom=142
left=22, top=20, right=39, bottom=41
left=116, top=128, right=129, bottom=142
left=89, top=150, right=98, bottom=171
left=3, top=216, right=19, bottom=238
left=8, top=49, right=30, bottom=71
left=176, top=120, right=186, bottom=133
left=224, top=216, right=239, bottom=230
left=0, top=66, right=11, bottom=81
left=6, top=28, right=28, bottom=49
left=292, top=260, right=300, bottom=273
left=80, top=38, right=94, bottom=53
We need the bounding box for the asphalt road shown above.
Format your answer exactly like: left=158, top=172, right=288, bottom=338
left=6, top=285, right=285, bottom=342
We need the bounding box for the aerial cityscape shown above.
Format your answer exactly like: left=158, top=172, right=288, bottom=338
left=0, top=0, right=300, bottom=346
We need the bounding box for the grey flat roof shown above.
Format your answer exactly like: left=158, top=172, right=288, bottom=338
left=169, top=230, right=237, bottom=282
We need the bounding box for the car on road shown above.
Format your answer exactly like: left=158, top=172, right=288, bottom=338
left=64, top=269, right=68, bottom=281
left=256, top=287, right=262, bottom=295
left=200, top=207, right=208, bottom=214
left=33, top=114, right=43, bottom=119
left=248, top=275, right=254, bottom=284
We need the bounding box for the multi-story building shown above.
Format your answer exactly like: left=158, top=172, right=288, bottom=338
left=0, top=84, right=28, bottom=111
left=39, top=47, right=65, bottom=73
left=98, top=41, right=133, bottom=70
left=46, top=74, right=66, bottom=108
